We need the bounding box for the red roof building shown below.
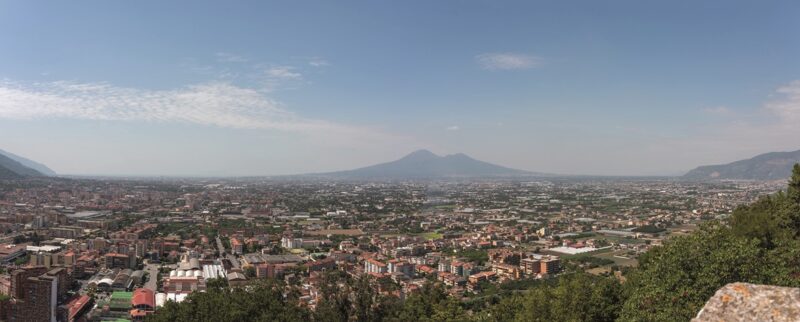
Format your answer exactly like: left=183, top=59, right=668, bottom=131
left=130, top=309, right=149, bottom=321
left=67, top=294, right=93, bottom=322
left=131, top=288, right=156, bottom=311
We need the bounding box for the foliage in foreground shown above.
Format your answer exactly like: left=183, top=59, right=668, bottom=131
left=148, top=279, right=309, bottom=322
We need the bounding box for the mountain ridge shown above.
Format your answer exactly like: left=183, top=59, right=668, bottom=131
left=0, top=149, right=56, bottom=176
left=0, top=153, right=44, bottom=179
left=683, top=149, right=800, bottom=180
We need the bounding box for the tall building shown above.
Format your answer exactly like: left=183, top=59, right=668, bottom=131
left=521, top=258, right=541, bottom=275
left=521, top=255, right=560, bottom=277
left=280, top=237, right=303, bottom=249
left=10, top=266, right=48, bottom=299
left=540, top=257, right=561, bottom=275
left=105, top=251, right=136, bottom=269
left=9, top=266, right=71, bottom=322
left=18, top=274, right=57, bottom=322
left=364, top=258, right=387, bottom=274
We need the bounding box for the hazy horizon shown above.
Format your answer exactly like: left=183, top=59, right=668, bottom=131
left=1, top=1, right=799, bottom=177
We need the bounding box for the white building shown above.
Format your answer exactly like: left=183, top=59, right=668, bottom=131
left=281, top=237, right=303, bottom=249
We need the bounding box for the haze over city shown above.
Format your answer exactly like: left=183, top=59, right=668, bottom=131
left=1, top=1, right=799, bottom=177
left=4, top=2, right=800, bottom=322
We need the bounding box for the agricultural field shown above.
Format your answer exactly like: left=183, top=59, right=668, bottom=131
left=420, top=232, right=444, bottom=240
left=593, top=249, right=639, bottom=267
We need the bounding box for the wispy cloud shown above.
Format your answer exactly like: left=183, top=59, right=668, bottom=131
left=702, top=106, right=733, bottom=115
left=476, top=53, right=542, bottom=70
left=265, top=66, right=302, bottom=80
left=260, top=66, right=304, bottom=92
left=445, top=125, right=460, bottom=131
left=654, top=80, right=800, bottom=167
left=765, top=80, right=800, bottom=123
left=186, top=55, right=312, bottom=93
left=0, top=80, right=349, bottom=132
left=215, top=52, right=248, bottom=63
left=308, top=58, right=329, bottom=67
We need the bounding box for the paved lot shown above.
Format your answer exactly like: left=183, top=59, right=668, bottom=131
left=216, top=236, right=240, bottom=269
left=144, top=263, right=159, bottom=291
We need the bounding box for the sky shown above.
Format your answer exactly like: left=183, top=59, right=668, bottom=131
left=0, top=1, right=799, bottom=176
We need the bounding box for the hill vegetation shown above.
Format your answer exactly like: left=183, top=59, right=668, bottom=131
left=0, top=149, right=56, bottom=176
left=0, top=153, right=42, bottom=179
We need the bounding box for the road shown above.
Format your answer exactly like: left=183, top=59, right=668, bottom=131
left=227, top=253, right=240, bottom=269
left=144, top=263, right=159, bottom=291
left=216, top=236, right=240, bottom=269
left=215, top=236, right=226, bottom=254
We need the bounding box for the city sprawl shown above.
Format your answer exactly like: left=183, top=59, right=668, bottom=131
left=0, top=177, right=784, bottom=320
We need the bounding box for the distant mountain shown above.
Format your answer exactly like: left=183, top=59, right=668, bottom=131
left=684, top=149, right=800, bottom=180
left=0, top=165, right=21, bottom=180
left=0, top=149, right=56, bottom=176
left=319, top=149, right=542, bottom=179
left=0, top=153, right=43, bottom=179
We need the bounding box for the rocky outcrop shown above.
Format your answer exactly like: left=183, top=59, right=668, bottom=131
left=693, top=283, right=800, bottom=322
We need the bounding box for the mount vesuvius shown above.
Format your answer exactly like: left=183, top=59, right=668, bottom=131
left=316, top=149, right=544, bottom=179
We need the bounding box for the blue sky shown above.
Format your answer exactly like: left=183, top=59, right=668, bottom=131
left=1, top=1, right=799, bottom=176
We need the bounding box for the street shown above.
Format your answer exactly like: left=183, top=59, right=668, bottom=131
left=216, top=236, right=240, bottom=269
left=144, top=263, right=159, bottom=291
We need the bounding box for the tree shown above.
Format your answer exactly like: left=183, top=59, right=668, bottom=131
left=594, top=238, right=610, bottom=247
left=147, top=280, right=309, bottom=322
left=352, top=275, right=380, bottom=322
left=314, top=272, right=351, bottom=322
left=480, top=294, right=524, bottom=321
left=387, top=282, right=466, bottom=322
left=206, top=277, right=228, bottom=290
left=244, top=266, right=256, bottom=278
left=501, top=272, right=621, bottom=322
left=789, top=163, right=800, bottom=203
left=86, top=284, right=97, bottom=300
left=619, top=222, right=798, bottom=321
left=429, top=297, right=465, bottom=322
left=730, top=193, right=789, bottom=248
left=730, top=163, right=800, bottom=246
left=313, top=271, right=403, bottom=322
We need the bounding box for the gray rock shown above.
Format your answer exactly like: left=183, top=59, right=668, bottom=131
left=693, top=283, right=800, bottom=322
